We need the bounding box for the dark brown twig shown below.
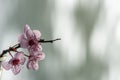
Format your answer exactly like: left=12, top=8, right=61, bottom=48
left=39, top=38, right=61, bottom=43
left=0, top=38, right=61, bottom=57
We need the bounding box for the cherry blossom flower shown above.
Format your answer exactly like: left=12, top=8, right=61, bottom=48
left=18, top=24, right=45, bottom=70
left=2, top=52, right=26, bottom=75
left=27, top=51, right=45, bottom=70
left=18, top=24, right=42, bottom=52
left=0, top=24, right=60, bottom=76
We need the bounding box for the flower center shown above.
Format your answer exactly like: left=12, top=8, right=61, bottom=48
left=12, top=59, right=20, bottom=65
left=28, top=40, right=35, bottom=46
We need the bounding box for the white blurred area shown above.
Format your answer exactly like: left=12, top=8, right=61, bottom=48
left=0, top=1, right=20, bottom=80
left=0, top=0, right=120, bottom=80
left=52, top=0, right=84, bottom=69
left=91, top=0, right=120, bottom=80
left=52, top=0, right=120, bottom=80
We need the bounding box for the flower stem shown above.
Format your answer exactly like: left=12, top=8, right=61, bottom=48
left=0, top=38, right=61, bottom=57
left=39, top=38, right=61, bottom=43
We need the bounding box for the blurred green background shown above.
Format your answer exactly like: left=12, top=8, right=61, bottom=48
left=1, top=0, right=120, bottom=80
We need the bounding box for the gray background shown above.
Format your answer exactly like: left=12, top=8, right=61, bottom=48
left=0, top=0, right=120, bottom=80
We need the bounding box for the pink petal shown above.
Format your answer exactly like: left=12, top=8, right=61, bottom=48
left=33, top=30, right=41, bottom=40
left=24, top=24, right=30, bottom=33
left=37, top=52, right=45, bottom=60
left=2, top=62, right=12, bottom=70
left=26, top=29, right=34, bottom=39
left=14, top=52, right=24, bottom=59
left=28, top=45, right=42, bottom=55
left=27, top=60, right=39, bottom=70
left=32, top=62, right=39, bottom=70
left=20, top=57, right=26, bottom=65
left=12, top=65, right=21, bottom=75
left=14, top=52, right=26, bottom=65
left=18, top=34, right=25, bottom=42
left=18, top=34, right=28, bottom=48
left=27, top=61, right=32, bottom=69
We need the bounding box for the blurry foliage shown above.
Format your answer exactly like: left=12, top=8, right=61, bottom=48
left=74, top=0, right=108, bottom=80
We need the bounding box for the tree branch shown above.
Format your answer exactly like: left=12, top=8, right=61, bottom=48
left=0, top=38, right=61, bottom=57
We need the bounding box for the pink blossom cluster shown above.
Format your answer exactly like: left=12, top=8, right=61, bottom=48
left=2, top=25, right=45, bottom=75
